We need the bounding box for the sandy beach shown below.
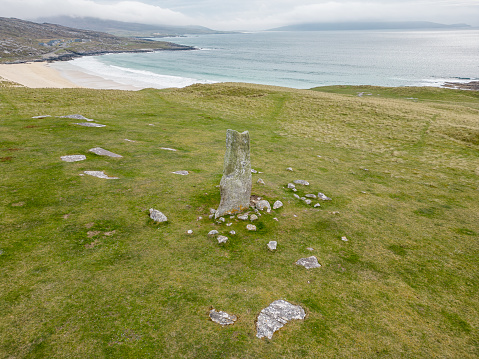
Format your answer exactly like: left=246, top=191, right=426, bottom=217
left=0, top=61, right=142, bottom=90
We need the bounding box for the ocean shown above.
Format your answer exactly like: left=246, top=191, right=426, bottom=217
left=53, top=29, right=479, bottom=89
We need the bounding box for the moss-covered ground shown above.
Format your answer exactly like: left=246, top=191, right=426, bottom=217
left=1, top=82, right=478, bottom=358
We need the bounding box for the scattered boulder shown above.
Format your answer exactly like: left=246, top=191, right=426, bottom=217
left=341, top=236, right=349, bottom=242
left=267, top=241, right=277, bottom=251
left=61, top=155, right=86, bottom=162
left=75, top=123, right=106, bottom=127
left=208, top=230, right=219, bottom=236
left=304, top=199, right=312, bottom=205
left=293, top=180, right=309, bottom=186
left=273, top=201, right=283, bottom=210
left=256, top=200, right=271, bottom=211
left=217, top=235, right=228, bottom=244
left=216, top=130, right=252, bottom=218
left=257, top=178, right=265, bottom=185
left=32, top=115, right=51, bottom=119
left=237, top=213, right=249, bottom=220
left=89, top=147, right=123, bottom=158
left=149, top=208, right=168, bottom=223
left=305, top=194, right=317, bottom=198
left=246, top=224, right=257, bottom=231
left=256, top=300, right=306, bottom=339
left=250, top=214, right=258, bottom=221
left=172, top=171, right=189, bottom=175
left=318, top=193, right=332, bottom=201
left=296, top=256, right=321, bottom=269
left=84, top=171, right=118, bottom=179
left=286, top=167, right=293, bottom=171
left=160, top=147, right=177, bottom=151
left=209, top=309, right=237, bottom=326
left=287, top=183, right=296, bottom=189
left=60, top=114, right=93, bottom=121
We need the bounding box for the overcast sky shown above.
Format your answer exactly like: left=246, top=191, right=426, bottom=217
left=1, top=0, right=478, bottom=30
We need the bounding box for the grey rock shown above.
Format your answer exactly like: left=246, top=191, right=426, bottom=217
left=32, top=115, right=51, bottom=119
left=217, top=217, right=225, bottom=223
left=217, top=235, right=228, bottom=244
left=75, top=122, right=106, bottom=127
left=172, top=170, right=189, bottom=175
left=314, top=203, right=321, bottom=208
left=209, top=208, right=217, bottom=214
left=257, top=178, right=265, bottom=185
left=84, top=171, right=118, bottom=179
left=318, top=192, right=332, bottom=201
left=216, top=130, right=252, bottom=218
left=273, top=200, right=283, bottom=210
left=209, top=309, right=237, bottom=326
left=89, top=147, right=123, bottom=158
left=292, top=188, right=298, bottom=192
left=341, top=236, right=349, bottom=242
left=293, top=194, right=300, bottom=199
left=61, top=114, right=93, bottom=121
left=286, top=167, right=293, bottom=171
left=208, top=230, right=219, bottom=236
left=296, top=256, right=321, bottom=269
left=293, top=180, right=310, bottom=186
left=237, top=213, right=249, bottom=220
left=250, top=214, right=259, bottom=221
left=305, top=194, right=317, bottom=198
left=304, top=199, right=312, bottom=205
left=256, top=200, right=271, bottom=211
left=186, top=230, right=193, bottom=234
left=246, top=224, right=257, bottom=231
left=124, top=139, right=136, bottom=142
left=287, top=183, right=296, bottom=189
left=160, top=147, right=177, bottom=151
left=267, top=241, right=277, bottom=251
left=251, top=169, right=258, bottom=174
left=256, top=300, right=306, bottom=339
left=61, top=155, right=86, bottom=162
left=229, top=230, right=236, bottom=235
left=149, top=208, right=168, bottom=223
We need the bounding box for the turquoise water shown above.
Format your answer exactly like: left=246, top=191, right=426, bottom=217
left=65, top=30, right=479, bottom=89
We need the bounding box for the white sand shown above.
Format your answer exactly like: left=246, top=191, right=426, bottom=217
left=0, top=61, right=142, bottom=90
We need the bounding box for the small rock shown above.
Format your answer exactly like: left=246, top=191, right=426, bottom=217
left=305, top=194, right=317, bottom=198
left=61, top=114, right=93, bottom=121
left=210, top=208, right=217, bottom=214
left=256, top=200, right=271, bottom=211
left=293, top=180, right=309, bottom=186
left=251, top=169, right=258, bottom=174
left=257, top=178, right=265, bottom=185
left=187, top=230, right=193, bottom=234
left=217, top=217, right=225, bottom=223
left=172, top=170, right=189, bottom=175
left=197, top=216, right=203, bottom=221
left=267, top=241, right=277, bottom=250
left=256, top=300, right=306, bottom=339
left=250, top=214, right=258, bottom=221
left=246, top=224, right=257, bottom=231
left=300, top=197, right=306, bottom=201
left=341, top=236, right=349, bottom=242
left=149, top=208, right=168, bottom=223
left=89, top=147, right=123, bottom=158
left=229, top=230, right=236, bottom=235
left=332, top=211, right=340, bottom=215
left=237, top=213, right=249, bottom=220
left=160, top=147, right=177, bottom=151
left=209, top=214, right=215, bottom=219
left=296, top=256, right=321, bottom=269
left=217, top=235, right=228, bottom=244
left=124, top=139, right=136, bottom=142
left=273, top=217, right=279, bottom=221
left=318, top=192, right=332, bottom=201
left=286, top=167, right=293, bottom=171
left=273, top=200, right=283, bottom=210
left=209, top=309, right=237, bottom=326
left=304, top=199, right=312, bottom=205
left=84, top=171, right=118, bottom=179
left=307, top=247, right=314, bottom=251
left=226, top=223, right=232, bottom=226
left=208, top=230, right=219, bottom=236
left=32, top=115, right=51, bottom=119
left=314, top=203, right=321, bottom=208
left=287, top=183, right=296, bottom=189
left=292, top=188, right=298, bottom=192
left=75, top=122, right=106, bottom=127
left=293, top=194, right=300, bottom=199
left=61, top=155, right=86, bottom=162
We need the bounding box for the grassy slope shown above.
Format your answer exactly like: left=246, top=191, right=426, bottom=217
left=0, top=83, right=478, bottom=358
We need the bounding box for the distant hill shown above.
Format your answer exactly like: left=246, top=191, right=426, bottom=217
left=270, top=21, right=471, bottom=31
left=34, top=16, right=229, bottom=37
left=0, top=17, right=193, bottom=63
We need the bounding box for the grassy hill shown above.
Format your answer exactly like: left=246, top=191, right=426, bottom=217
left=0, top=17, right=193, bottom=64
left=0, top=82, right=478, bottom=358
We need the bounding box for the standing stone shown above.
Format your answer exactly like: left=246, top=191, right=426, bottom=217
left=215, top=130, right=252, bottom=218
left=256, top=300, right=306, bottom=339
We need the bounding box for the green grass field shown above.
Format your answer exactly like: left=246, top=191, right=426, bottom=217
left=1, top=82, right=478, bottom=358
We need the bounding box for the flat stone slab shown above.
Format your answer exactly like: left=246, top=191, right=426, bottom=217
left=293, top=180, right=310, bottom=186
left=209, top=309, right=237, bottom=326
left=318, top=192, right=332, bottom=201
left=84, top=171, right=118, bottom=179
left=160, top=147, right=177, bottom=151
left=149, top=208, right=168, bottom=223
left=89, top=147, right=123, bottom=158
left=217, top=235, right=228, bottom=244
left=32, top=115, right=51, bottom=119
left=75, top=122, right=106, bottom=128
left=296, top=256, right=321, bottom=269
left=172, top=171, right=189, bottom=175
left=61, top=155, right=86, bottom=162
left=60, top=114, right=94, bottom=121
left=256, top=300, right=306, bottom=339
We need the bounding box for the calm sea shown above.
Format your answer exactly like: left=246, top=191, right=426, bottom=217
left=57, top=30, right=479, bottom=89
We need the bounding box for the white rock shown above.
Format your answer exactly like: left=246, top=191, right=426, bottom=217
left=304, top=199, right=312, bottom=205
left=251, top=169, right=258, bottom=173
left=286, top=167, right=293, bottom=171
left=75, top=122, right=105, bottom=127
left=208, top=230, right=219, bottom=236
left=250, top=214, right=258, bottom=221
left=149, top=208, right=168, bottom=223
left=256, top=200, right=271, bottom=211
left=293, top=180, right=309, bottom=186
left=305, top=194, right=317, bottom=198
left=61, top=155, right=86, bottom=162
left=84, top=171, right=118, bottom=179
left=293, top=194, right=300, bottom=199
left=89, top=147, right=123, bottom=158
left=273, top=217, right=279, bottom=221
left=187, top=230, right=193, bottom=234
left=314, top=203, right=321, bottom=208
left=318, top=192, right=332, bottom=201
left=267, top=241, right=277, bottom=250
left=210, top=208, right=217, bottom=214
left=256, top=300, right=306, bottom=339
left=209, top=309, right=237, bottom=326
left=341, top=236, right=349, bottom=242
left=246, top=224, right=257, bottom=231
left=172, top=170, right=189, bottom=175
left=237, top=213, right=249, bottom=220
left=217, top=235, right=228, bottom=244
left=160, top=147, right=177, bottom=151
left=229, top=230, right=236, bottom=235
left=296, top=256, right=321, bottom=269
left=257, top=178, right=265, bottom=185
left=287, top=183, right=296, bottom=189
left=217, top=217, right=225, bottom=223
left=226, top=223, right=232, bottom=226
left=273, top=200, right=283, bottom=210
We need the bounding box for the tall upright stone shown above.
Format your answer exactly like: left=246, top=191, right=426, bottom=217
left=215, top=130, right=252, bottom=218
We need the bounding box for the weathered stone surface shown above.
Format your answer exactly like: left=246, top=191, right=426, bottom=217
left=149, top=208, right=167, bottom=222
left=318, top=192, right=332, bottom=201
left=61, top=114, right=93, bottom=121
left=89, top=147, right=123, bottom=158
left=160, top=147, right=177, bottom=151
left=32, top=115, right=51, bottom=119
left=293, top=180, right=309, bottom=186
left=314, top=203, right=321, bottom=208
left=257, top=178, right=265, bottom=185
left=273, top=200, right=283, bottom=210
left=84, top=171, right=118, bottom=179
left=296, top=256, right=321, bottom=269
left=256, top=200, right=271, bottom=211
left=75, top=122, right=106, bottom=127
left=341, top=236, right=349, bottom=242
left=216, top=130, right=252, bottom=218
left=237, top=213, right=249, bottom=220
left=305, top=194, right=317, bottom=198
left=267, top=241, right=277, bottom=251
left=256, top=300, right=306, bottom=339
left=250, top=214, right=258, bottom=221
left=287, top=183, right=296, bottom=189
left=217, top=235, right=228, bottom=244
left=61, top=155, right=86, bottom=162
left=246, top=224, right=257, bottom=231
left=209, top=309, right=237, bottom=326
left=304, top=199, right=312, bottom=205
left=286, top=167, right=293, bottom=171
left=172, top=170, right=189, bottom=175
left=208, top=230, right=219, bottom=236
